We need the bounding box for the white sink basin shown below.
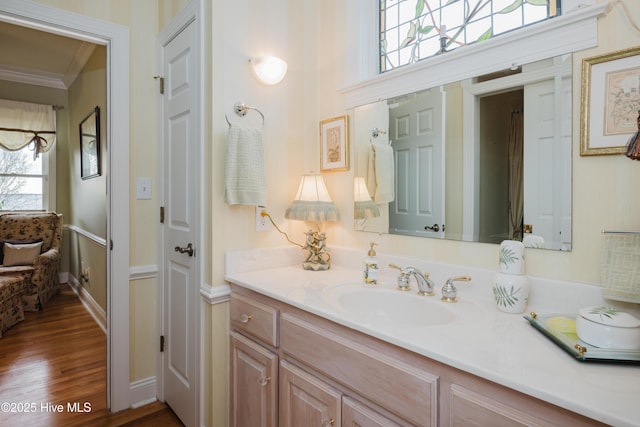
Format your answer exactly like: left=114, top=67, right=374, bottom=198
left=320, top=283, right=458, bottom=329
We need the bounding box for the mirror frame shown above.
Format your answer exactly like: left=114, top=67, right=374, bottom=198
left=79, top=106, right=101, bottom=180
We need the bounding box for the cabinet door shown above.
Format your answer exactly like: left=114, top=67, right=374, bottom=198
left=280, top=360, right=342, bottom=427
left=230, top=331, right=278, bottom=427
left=343, top=396, right=403, bottom=427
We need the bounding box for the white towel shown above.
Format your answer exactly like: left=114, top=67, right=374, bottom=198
left=366, top=142, right=394, bottom=204
left=523, top=234, right=545, bottom=249
left=224, top=125, right=267, bottom=206
left=601, top=233, right=640, bottom=303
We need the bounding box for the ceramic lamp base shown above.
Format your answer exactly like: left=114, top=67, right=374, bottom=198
left=303, top=261, right=330, bottom=271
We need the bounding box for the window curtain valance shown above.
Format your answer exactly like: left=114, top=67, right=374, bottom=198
left=0, top=99, right=56, bottom=159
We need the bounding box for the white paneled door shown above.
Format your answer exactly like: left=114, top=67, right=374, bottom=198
left=523, top=76, right=572, bottom=250
left=160, top=17, right=199, bottom=427
left=389, top=88, right=445, bottom=238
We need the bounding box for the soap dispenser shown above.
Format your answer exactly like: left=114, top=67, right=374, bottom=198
left=364, top=242, right=379, bottom=285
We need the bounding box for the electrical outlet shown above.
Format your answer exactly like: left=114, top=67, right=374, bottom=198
left=255, top=206, right=270, bottom=231
left=80, top=261, right=90, bottom=284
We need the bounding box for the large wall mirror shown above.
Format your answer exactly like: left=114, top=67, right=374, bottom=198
left=354, top=54, right=572, bottom=251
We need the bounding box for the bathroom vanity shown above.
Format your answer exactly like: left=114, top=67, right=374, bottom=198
left=225, top=247, right=639, bottom=427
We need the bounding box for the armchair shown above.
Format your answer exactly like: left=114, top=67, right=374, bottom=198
left=0, top=212, right=62, bottom=311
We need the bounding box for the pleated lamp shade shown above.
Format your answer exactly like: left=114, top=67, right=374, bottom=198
left=354, top=177, right=380, bottom=219
left=285, top=174, right=340, bottom=222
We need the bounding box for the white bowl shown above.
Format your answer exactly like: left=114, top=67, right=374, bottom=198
left=575, top=306, right=640, bottom=350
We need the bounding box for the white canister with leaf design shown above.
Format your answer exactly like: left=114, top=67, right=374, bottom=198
left=493, top=272, right=530, bottom=314
left=498, top=240, right=525, bottom=275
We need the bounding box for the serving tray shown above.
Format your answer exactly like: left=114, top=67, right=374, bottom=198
left=523, top=312, right=640, bottom=363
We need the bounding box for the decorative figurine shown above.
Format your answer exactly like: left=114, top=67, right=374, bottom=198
left=301, top=230, right=331, bottom=270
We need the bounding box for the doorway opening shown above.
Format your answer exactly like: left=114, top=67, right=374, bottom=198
left=478, top=89, right=524, bottom=244
left=0, top=1, right=131, bottom=413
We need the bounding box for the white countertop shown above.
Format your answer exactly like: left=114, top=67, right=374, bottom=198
left=225, top=246, right=640, bottom=427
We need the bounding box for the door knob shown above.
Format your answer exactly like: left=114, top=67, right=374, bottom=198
left=425, top=224, right=440, bottom=232
left=174, top=243, right=195, bottom=257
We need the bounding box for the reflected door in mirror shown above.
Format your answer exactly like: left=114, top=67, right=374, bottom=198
left=389, top=88, right=445, bottom=238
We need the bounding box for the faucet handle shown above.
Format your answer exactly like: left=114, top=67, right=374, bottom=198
left=388, top=264, right=412, bottom=291
left=389, top=263, right=413, bottom=273
left=441, top=276, right=471, bottom=303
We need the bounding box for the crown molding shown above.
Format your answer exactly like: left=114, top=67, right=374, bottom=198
left=0, top=65, right=66, bottom=89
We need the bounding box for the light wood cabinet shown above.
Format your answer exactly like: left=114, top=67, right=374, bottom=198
left=343, top=396, right=403, bottom=427
left=280, top=360, right=341, bottom=427
left=229, top=331, right=278, bottom=427
left=229, top=286, right=606, bottom=427
left=230, top=292, right=279, bottom=347
left=280, top=312, right=437, bottom=426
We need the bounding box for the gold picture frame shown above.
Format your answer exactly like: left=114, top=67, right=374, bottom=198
left=320, top=115, right=349, bottom=172
left=580, top=46, right=640, bottom=156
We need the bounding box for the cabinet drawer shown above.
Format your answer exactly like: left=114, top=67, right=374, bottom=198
left=230, top=293, right=279, bottom=347
left=281, top=313, right=438, bottom=426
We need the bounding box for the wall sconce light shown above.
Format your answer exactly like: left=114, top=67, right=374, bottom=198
left=354, top=176, right=380, bottom=219
left=250, top=55, right=288, bottom=85
left=261, top=174, right=340, bottom=270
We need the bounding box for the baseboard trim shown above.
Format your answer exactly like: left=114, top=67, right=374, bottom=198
left=67, top=275, right=107, bottom=333
left=129, top=376, right=157, bottom=408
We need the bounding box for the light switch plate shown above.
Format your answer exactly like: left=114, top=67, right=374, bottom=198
left=136, top=177, right=152, bottom=200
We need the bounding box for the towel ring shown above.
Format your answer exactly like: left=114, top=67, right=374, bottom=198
left=225, top=102, right=265, bottom=128
left=371, top=128, right=386, bottom=138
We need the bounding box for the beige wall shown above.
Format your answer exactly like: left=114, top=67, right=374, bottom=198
left=444, top=82, right=464, bottom=241
left=68, top=46, right=107, bottom=236
left=67, top=46, right=108, bottom=310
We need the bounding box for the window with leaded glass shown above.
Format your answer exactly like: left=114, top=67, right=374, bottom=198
left=380, top=0, right=560, bottom=72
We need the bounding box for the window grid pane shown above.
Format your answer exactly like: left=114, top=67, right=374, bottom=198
left=380, top=0, right=558, bottom=73
left=0, top=146, right=45, bottom=211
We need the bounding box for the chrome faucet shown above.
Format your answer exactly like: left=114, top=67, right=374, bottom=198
left=389, top=264, right=435, bottom=296
left=441, top=276, right=471, bottom=302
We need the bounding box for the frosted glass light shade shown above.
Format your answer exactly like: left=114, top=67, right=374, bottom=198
left=354, top=176, right=380, bottom=219
left=250, top=55, right=288, bottom=85
left=285, top=174, right=340, bottom=222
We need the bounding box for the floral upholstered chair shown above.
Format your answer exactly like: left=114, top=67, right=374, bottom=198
left=0, top=212, right=62, bottom=311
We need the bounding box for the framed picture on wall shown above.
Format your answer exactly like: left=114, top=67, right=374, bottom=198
left=580, top=46, right=640, bottom=156
left=320, top=115, right=349, bottom=172
left=80, top=106, right=101, bottom=179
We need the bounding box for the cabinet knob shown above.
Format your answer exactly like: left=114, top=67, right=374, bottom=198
left=240, top=314, right=252, bottom=323
left=259, top=376, right=271, bottom=386
left=322, top=419, right=335, bottom=427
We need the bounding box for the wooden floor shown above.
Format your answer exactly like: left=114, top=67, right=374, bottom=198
left=0, top=284, right=183, bottom=426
